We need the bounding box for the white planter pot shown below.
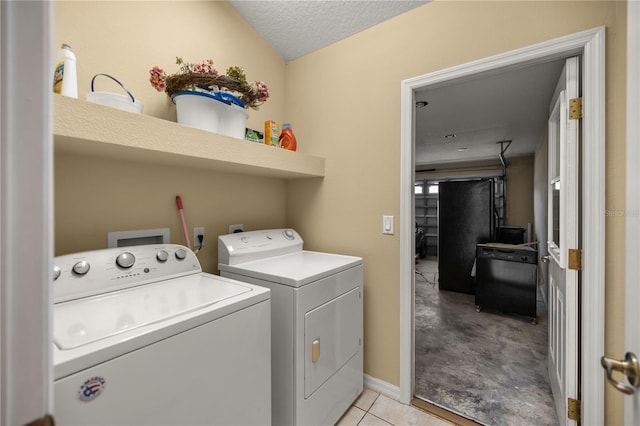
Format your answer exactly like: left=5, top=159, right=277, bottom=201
left=172, top=91, right=248, bottom=139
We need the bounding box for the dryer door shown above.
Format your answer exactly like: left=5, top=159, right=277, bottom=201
left=304, top=286, right=362, bottom=398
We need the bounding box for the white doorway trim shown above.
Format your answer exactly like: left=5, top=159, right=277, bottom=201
left=0, top=1, right=54, bottom=424
left=399, top=27, right=605, bottom=425
left=625, top=0, right=640, bottom=423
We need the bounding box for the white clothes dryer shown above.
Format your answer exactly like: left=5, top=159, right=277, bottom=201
left=53, top=244, right=271, bottom=426
left=218, top=229, right=363, bottom=426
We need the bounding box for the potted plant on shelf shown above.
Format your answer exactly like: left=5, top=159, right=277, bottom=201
left=149, top=57, right=269, bottom=139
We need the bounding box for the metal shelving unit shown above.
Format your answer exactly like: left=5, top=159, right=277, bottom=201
left=415, top=180, right=439, bottom=257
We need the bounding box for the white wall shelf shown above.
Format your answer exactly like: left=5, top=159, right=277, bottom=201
left=54, top=96, right=325, bottom=179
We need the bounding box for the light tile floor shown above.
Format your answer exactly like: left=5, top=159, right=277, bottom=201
left=337, top=388, right=455, bottom=426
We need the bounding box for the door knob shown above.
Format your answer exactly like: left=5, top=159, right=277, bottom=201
left=601, top=352, right=640, bottom=395
left=541, top=255, right=551, bottom=263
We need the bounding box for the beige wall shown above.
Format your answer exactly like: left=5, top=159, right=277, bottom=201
left=56, top=1, right=628, bottom=424
left=54, top=153, right=287, bottom=273
left=285, top=1, right=626, bottom=424
left=55, top=1, right=285, bottom=128
left=54, top=1, right=289, bottom=272
left=506, top=156, right=534, bottom=230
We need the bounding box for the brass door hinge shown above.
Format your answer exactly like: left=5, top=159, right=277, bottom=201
left=568, top=248, right=582, bottom=271
left=568, top=397, right=581, bottom=422
left=570, top=97, right=583, bottom=119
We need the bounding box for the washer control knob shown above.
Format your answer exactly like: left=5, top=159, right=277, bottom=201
left=283, top=229, right=295, bottom=240
left=156, top=250, right=169, bottom=262
left=116, top=252, right=135, bottom=269
left=241, top=236, right=248, bottom=243
left=175, top=248, right=187, bottom=260
left=53, top=265, right=61, bottom=281
left=72, top=260, right=90, bottom=275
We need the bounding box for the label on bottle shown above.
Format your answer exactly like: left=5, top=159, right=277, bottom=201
left=53, top=61, right=64, bottom=94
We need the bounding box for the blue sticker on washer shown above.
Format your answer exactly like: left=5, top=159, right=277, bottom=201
left=78, top=376, right=106, bottom=402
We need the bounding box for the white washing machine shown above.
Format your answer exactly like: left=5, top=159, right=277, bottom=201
left=218, top=229, right=363, bottom=426
left=53, top=244, right=271, bottom=426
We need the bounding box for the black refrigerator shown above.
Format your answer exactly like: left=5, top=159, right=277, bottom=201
left=438, top=180, right=495, bottom=294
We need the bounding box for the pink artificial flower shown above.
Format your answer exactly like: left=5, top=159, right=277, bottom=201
left=192, top=60, right=217, bottom=75
left=254, top=81, right=269, bottom=102
left=197, top=60, right=217, bottom=75
left=149, top=66, right=166, bottom=91
left=205, top=59, right=214, bottom=70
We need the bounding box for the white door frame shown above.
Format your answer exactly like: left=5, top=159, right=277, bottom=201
left=625, top=0, right=640, bottom=423
left=0, top=1, right=54, bottom=424
left=400, top=27, right=606, bottom=425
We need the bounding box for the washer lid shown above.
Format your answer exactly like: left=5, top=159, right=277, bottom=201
left=218, top=250, right=362, bottom=287
left=54, top=274, right=252, bottom=350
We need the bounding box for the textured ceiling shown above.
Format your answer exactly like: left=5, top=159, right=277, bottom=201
left=414, top=59, right=565, bottom=166
left=229, top=0, right=430, bottom=61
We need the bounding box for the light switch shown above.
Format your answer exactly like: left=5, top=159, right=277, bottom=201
left=383, top=215, right=394, bottom=235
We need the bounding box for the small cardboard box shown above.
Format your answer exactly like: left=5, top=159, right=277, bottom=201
left=265, top=120, right=280, bottom=147
left=245, top=128, right=264, bottom=143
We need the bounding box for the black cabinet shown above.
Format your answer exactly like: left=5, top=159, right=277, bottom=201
left=438, top=180, right=495, bottom=294
left=475, top=244, right=538, bottom=323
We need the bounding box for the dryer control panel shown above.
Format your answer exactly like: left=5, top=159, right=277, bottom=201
left=54, top=244, right=201, bottom=303
left=218, top=228, right=303, bottom=266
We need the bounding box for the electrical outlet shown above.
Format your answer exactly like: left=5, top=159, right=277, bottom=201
left=193, top=227, right=205, bottom=247
left=229, top=224, right=244, bottom=233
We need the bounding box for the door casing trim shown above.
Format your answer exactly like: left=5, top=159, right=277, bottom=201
left=625, top=2, right=640, bottom=424
left=399, top=26, right=605, bottom=425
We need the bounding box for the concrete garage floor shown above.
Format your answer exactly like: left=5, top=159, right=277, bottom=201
left=414, top=258, right=558, bottom=426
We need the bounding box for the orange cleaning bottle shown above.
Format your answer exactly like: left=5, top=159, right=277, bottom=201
left=279, top=123, right=297, bottom=151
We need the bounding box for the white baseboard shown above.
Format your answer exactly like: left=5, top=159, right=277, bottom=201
left=364, top=374, right=401, bottom=401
